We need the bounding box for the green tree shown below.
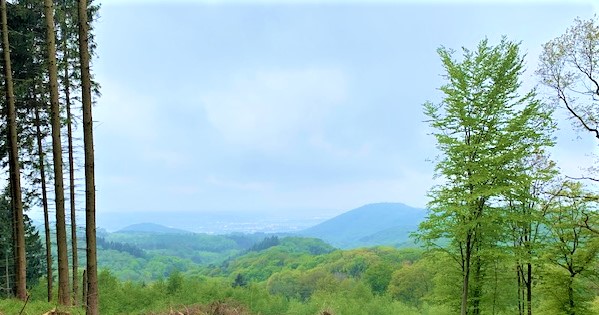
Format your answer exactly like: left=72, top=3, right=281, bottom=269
left=77, top=0, right=100, bottom=311
left=388, top=260, right=433, bottom=307
left=418, top=38, right=555, bottom=315
left=232, top=273, right=248, bottom=288
left=0, top=0, right=27, bottom=300
left=363, top=261, right=394, bottom=295
left=44, top=0, right=70, bottom=305
left=505, top=153, right=557, bottom=315
left=3, top=0, right=53, bottom=301
left=540, top=181, right=599, bottom=315
left=0, top=187, right=45, bottom=298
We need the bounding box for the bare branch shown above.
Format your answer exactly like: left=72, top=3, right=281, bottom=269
left=565, top=175, right=599, bottom=182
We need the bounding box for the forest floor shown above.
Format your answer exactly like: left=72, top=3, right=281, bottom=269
left=148, top=301, right=251, bottom=315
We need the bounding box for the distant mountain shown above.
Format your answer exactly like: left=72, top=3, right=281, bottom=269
left=117, top=223, right=192, bottom=234
left=298, top=203, right=427, bottom=249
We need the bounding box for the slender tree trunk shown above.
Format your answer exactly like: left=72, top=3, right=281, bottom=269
left=4, top=251, right=9, bottom=295
left=82, top=269, right=87, bottom=307
left=526, top=262, right=532, bottom=315
left=568, top=275, right=575, bottom=315
left=461, top=234, right=472, bottom=315
left=34, top=102, right=53, bottom=302
left=517, top=263, right=523, bottom=315
left=1, top=0, right=27, bottom=301
left=44, top=0, right=70, bottom=305
left=472, top=248, right=482, bottom=315
left=62, top=22, right=78, bottom=305
left=77, top=0, right=98, bottom=313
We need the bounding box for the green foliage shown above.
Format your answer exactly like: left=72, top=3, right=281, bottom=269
left=167, top=270, right=184, bottom=294
left=248, top=235, right=280, bottom=252
left=538, top=181, right=599, bottom=314
left=0, top=188, right=46, bottom=297
left=232, top=273, right=247, bottom=288
left=93, top=232, right=273, bottom=282
left=537, top=267, right=598, bottom=315
left=389, top=260, right=432, bottom=306
left=20, top=233, right=599, bottom=314
left=0, top=299, right=85, bottom=315
left=363, top=261, right=394, bottom=295
left=419, top=37, right=556, bottom=314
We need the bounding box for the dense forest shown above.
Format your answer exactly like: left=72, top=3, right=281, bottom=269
left=0, top=0, right=99, bottom=313
left=1, top=1, right=599, bottom=315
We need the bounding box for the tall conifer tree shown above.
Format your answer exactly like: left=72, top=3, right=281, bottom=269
left=0, top=0, right=27, bottom=301
left=44, top=0, right=70, bottom=305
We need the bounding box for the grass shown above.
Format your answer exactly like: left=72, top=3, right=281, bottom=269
left=0, top=299, right=85, bottom=315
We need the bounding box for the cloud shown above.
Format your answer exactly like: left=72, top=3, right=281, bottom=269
left=200, top=68, right=348, bottom=150
left=143, top=149, right=192, bottom=170
left=205, top=176, right=272, bottom=192
left=94, top=78, right=161, bottom=142
left=263, top=166, right=434, bottom=211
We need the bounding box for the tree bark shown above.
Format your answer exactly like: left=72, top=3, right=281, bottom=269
left=472, top=245, right=482, bottom=315
left=461, top=234, right=472, bottom=315
left=568, top=275, right=575, bottom=315
left=62, top=21, right=78, bottom=305
left=82, top=268, right=87, bottom=307
left=1, top=0, right=27, bottom=301
left=526, top=262, right=532, bottom=315
left=44, top=0, right=70, bottom=305
left=77, top=0, right=98, bottom=313
left=517, top=264, right=523, bottom=315
left=34, top=102, right=52, bottom=302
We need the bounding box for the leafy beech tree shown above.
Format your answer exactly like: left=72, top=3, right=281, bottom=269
left=418, top=38, right=555, bottom=315
left=541, top=181, right=599, bottom=315
left=538, top=16, right=599, bottom=147
left=505, top=152, right=557, bottom=315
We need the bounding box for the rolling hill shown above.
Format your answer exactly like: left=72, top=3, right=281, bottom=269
left=298, top=202, right=427, bottom=248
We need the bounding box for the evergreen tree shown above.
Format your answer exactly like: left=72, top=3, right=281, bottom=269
left=77, top=0, right=99, bottom=312
left=44, top=0, right=70, bottom=305
left=0, top=0, right=27, bottom=300
left=0, top=187, right=45, bottom=298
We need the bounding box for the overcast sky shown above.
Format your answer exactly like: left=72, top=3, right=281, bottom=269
left=91, top=0, right=598, bottom=219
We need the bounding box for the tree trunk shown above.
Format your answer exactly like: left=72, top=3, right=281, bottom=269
left=461, top=234, right=472, bottom=315
left=568, top=275, right=575, bottom=315
left=44, top=0, right=70, bottom=306
left=82, top=269, right=87, bottom=308
left=34, top=102, right=52, bottom=302
left=77, top=0, right=98, bottom=313
left=526, top=262, right=532, bottom=315
left=62, top=22, right=78, bottom=305
left=517, top=264, right=523, bottom=315
left=472, top=248, right=482, bottom=315
left=1, top=0, right=27, bottom=301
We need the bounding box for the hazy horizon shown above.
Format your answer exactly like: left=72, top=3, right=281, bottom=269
left=80, top=0, right=599, bottom=222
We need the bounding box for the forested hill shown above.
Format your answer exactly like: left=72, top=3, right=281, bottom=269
left=298, top=203, right=427, bottom=248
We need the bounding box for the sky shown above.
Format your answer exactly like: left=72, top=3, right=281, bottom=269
left=91, top=0, right=599, bottom=221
